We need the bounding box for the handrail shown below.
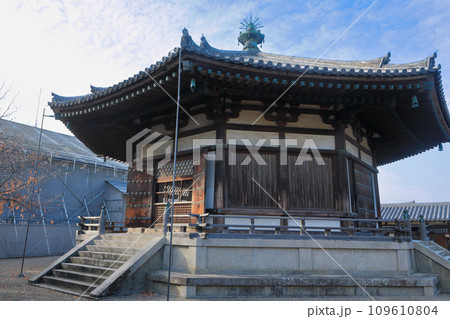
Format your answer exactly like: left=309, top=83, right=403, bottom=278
left=203, top=214, right=396, bottom=223
left=188, top=213, right=412, bottom=241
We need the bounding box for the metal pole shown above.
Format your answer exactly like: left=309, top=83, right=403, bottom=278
left=102, top=200, right=112, bottom=221
left=19, top=109, right=45, bottom=277
left=167, top=47, right=182, bottom=300
left=62, top=196, right=75, bottom=246
left=37, top=193, right=51, bottom=255
left=34, top=89, right=41, bottom=127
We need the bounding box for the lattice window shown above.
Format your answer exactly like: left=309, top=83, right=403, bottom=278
left=154, top=203, right=191, bottom=224
left=157, top=159, right=193, bottom=178
left=155, top=179, right=193, bottom=203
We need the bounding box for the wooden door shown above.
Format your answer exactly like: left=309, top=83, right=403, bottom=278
left=125, top=167, right=153, bottom=227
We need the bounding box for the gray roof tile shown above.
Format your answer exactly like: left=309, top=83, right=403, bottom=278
left=49, top=29, right=442, bottom=109
left=381, top=201, right=450, bottom=222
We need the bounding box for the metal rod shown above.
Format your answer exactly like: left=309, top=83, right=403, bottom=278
left=62, top=196, right=75, bottom=246
left=34, top=89, right=41, bottom=127
left=167, top=47, right=182, bottom=301
left=19, top=109, right=45, bottom=277
left=37, top=193, right=51, bottom=255
left=102, top=200, right=111, bottom=221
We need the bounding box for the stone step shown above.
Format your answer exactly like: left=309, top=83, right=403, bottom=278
left=70, top=256, right=125, bottom=269
left=78, top=250, right=134, bottom=262
left=61, top=262, right=116, bottom=277
left=147, top=271, right=439, bottom=298
left=32, top=283, right=97, bottom=299
left=85, top=244, right=141, bottom=255
left=52, top=269, right=108, bottom=284
left=100, top=234, right=158, bottom=241
left=42, top=275, right=98, bottom=294
left=93, top=239, right=148, bottom=249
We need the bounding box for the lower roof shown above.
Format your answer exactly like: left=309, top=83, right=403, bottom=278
left=381, top=201, right=450, bottom=222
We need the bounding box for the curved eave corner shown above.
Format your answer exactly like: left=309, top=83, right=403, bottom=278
left=48, top=47, right=182, bottom=110
left=432, top=70, right=450, bottom=142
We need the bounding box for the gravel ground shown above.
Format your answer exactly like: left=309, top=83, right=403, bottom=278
left=0, top=255, right=449, bottom=301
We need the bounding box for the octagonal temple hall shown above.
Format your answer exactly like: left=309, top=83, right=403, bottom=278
left=36, top=20, right=450, bottom=299
left=49, top=26, right=449, bottom=231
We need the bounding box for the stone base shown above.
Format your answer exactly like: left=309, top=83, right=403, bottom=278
left=139, top=236, right=441, bottom=298
left=147, top=271, right=439, bottom=298
left=162, top=236, right=416, bottom=276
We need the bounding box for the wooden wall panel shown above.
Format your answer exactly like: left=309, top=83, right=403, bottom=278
left=353, top=161, right=375, bottom=219
left=228, top=151, right=278, bottom=208
left=287, top=154, right=334, bottom=209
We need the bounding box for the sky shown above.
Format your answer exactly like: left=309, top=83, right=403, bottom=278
left=0, top=0, right=449, bottom=203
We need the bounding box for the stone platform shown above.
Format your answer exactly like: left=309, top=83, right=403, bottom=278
left=162, top=235, right=416, bottom=276
left=143, top=235, right=439, bottom=298
left=29, top=231, right=447, bottom=299
left=147, top=271, right=438, bottom=298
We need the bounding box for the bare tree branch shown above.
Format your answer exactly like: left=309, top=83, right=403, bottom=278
left=0, top=81, right=19, bottom=119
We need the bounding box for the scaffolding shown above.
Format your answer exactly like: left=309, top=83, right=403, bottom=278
left=0, top=154, right=128, bottom=258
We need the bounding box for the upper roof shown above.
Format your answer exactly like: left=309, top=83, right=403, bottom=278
left=49, top=29, right=443, bottom=109
left=48, top=29, right=450, bottom=165
left=381, top=201, right=450, bottom=222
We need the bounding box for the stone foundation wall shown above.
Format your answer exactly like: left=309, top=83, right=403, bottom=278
left=161, top=237, right=415, bottom=275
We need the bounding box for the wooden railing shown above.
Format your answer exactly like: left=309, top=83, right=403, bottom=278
left=189, top=213, right=413, bottom=242
left=77, top=216, right=103, bottom=234
left=78, top=215, right=126, bottom=235
left=105, top=220, right=126, bottom=233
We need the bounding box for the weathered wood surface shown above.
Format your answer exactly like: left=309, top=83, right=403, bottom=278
left=229, top=150, right=278, bottom=208
left=353, top=161, right=375, bottom=220
left=125, top=168, right=153, bottom=227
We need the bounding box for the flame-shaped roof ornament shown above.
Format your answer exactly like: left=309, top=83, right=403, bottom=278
left=238, top=14, right=265, bottom=53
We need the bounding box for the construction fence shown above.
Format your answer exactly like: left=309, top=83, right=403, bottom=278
left=0, top=224, right=78, bottom=258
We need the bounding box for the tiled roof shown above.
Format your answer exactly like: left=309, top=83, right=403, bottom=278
left=0, top=119, right=127, bottom=169
left=182, top=28, right=439, bottom=74
left=49, top=28, right=442, bottom=109
left=381, top=201, right=450, bottom=222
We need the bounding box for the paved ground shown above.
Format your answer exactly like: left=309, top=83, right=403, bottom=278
left=0, top=255, right=449, bottom=301
left=0, top=256, right=166, bottom=301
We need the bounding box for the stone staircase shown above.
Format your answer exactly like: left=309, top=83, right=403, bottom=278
left=414, top=240, right=450, bottom=293
left=418, top=241, right=450, bottom=261
left=30, top=233, right=164, bottom=297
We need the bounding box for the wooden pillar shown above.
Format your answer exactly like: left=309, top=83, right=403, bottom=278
left=371, top=152, right=381, bottom=218
left=214, top=120, right=226, bottom=210
left=278, top=129, right=289, bottom=228
left=334, top=123, right=351, bottom=213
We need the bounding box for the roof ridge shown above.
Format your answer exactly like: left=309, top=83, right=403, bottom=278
left=381, top=201, right=450, bottom=206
